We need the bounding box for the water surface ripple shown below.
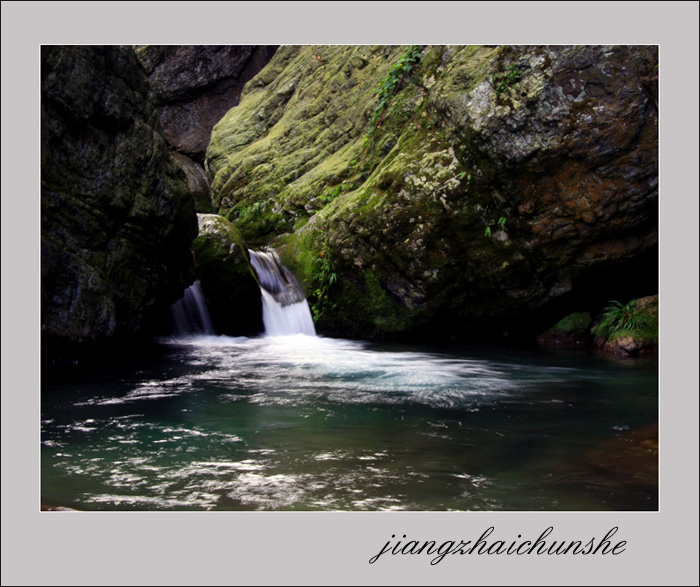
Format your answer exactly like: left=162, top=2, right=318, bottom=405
left=42, top=335, right=658, bottom=511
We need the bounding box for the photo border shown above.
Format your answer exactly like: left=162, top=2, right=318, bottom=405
left=2, top=2, right=698, bottom=584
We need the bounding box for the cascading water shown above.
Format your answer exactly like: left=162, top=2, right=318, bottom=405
left=170, top=281, right=215, bottom=336
left=249, top=249, right=316, bottom=337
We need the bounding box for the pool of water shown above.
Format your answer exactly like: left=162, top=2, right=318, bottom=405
left=41, top=335, right=658, bottom=511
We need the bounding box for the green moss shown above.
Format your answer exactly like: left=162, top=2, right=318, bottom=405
left=364, top=270, right=404, bottom=330
left=276, top=224, right=321, bottom=294
left=207, top=46, right=401, bottom=211
left=206, top=44, right=463, bottom=244
left=336, top=269, right=417, bottom=335
left=206, top=45, right=594, bottom=340
left=322, top=272, right=417, bottom=338
left=550, top=312, right=591, bottom=336
left=192, top=214, right=257, bottom=283
left=293, top=215, right=310, bottom=231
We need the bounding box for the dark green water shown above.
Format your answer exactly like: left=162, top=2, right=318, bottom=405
left=41, top=335, right=658, bottom=511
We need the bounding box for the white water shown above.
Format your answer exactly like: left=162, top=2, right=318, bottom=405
left=170, top=281, right=214, bottom=336
left=249, top=249, right=316, bottom=337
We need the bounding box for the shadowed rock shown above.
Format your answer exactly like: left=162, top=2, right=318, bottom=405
left=42, top=46, right=197, bottom=368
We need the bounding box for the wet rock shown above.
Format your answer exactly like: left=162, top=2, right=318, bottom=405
left=604, top=335, right=644, bottom=355
left=192, top=214, right=262, bottom=336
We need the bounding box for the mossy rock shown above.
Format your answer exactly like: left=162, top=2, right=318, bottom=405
left=206, top=45, right=658, bottom=341
left=206, top=45, right=423, bottom=237
left=192, top=214, right=262, bottom=336
left=537, top=311, right=592, bottom=347
left=593, top=295, right=658, bottom=356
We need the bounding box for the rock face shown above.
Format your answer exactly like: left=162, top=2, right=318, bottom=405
left=42, top=46, right=198, bottom=367
left=134, top=45, right=278, bottom=160
left=172, top=152, right=211, bottom=213
left=192, top=214, right=262, bottom=336
left=206, top=45, right=658, bottom=340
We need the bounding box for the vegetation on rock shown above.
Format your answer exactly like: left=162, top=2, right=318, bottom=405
left=555, top=312, right=592, bottom=336
left=593, top=300, right=655, bottom=340
left=491, top=64, right=522, bottom=96
left=536, top=311, right=591, bottom=347
left=308, top=219, right=338, bottom=322
left=204, top=45, right=658, bottom=341
left=367, top=45, right=424, bottom=140
left=592, top=296, right=658, bottom=355
left=191, top=214, right=262, bottom=336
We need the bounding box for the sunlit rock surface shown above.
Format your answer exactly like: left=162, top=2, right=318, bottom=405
left=207, top=45, right=658, bottom=340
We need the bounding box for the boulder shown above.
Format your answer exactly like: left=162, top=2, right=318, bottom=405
left=206, top=45, right=658, bottom=340
left=595, top=295, right=658, bottom=355
left=192, top=214, right=262, bottom=336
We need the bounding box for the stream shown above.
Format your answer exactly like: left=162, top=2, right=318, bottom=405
left=41, top=334, right=658, bottom=511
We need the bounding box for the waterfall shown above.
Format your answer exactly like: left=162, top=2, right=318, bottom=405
left=249, top=249, right=316, bottom=337
left=170, top=281, right=215, bottom=336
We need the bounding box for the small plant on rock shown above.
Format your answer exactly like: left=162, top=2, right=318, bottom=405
left=320, top=180, right=351, bottom=204
left=492, top=65, right=522, bottom=96
left=309, top=222, right=338, bottom=322
left=592, top=299, right=655, bottom=340
left=239, top=201, right=266, bottom=221
left=484, top=216, right=507, bottom=237
left=368, top=45, right=424, bottom=139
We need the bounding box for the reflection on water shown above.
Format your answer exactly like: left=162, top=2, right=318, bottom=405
left=41, top=335, right=658, bottom=511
